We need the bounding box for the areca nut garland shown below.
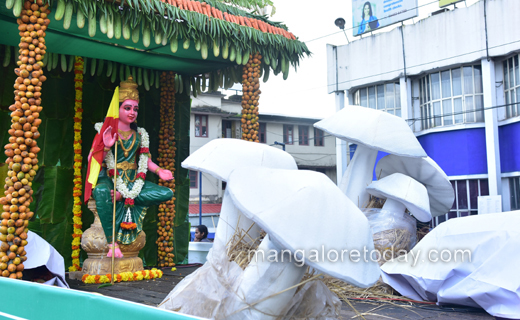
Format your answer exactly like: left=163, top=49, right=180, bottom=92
left=157, top=71, right=177, bottom=267
left=241, top=53, right=261, bottom=142
left=0, top=0, right=50, bottom=279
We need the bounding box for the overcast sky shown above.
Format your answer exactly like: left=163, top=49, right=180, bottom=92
left=257, top=0, right=479, bottom=119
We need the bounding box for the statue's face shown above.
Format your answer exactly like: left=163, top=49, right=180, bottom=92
left=119, top=99, right=139, bottom=125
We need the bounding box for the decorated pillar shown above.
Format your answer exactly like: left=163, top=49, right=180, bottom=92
left=240, top=53, right=262, bottom=142
left=0, top=0, right=50, bottom=278
left=157, top=71, right=177, bottom=267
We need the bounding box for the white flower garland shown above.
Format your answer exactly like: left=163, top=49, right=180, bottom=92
left=95, top=123, right=149, bottom=200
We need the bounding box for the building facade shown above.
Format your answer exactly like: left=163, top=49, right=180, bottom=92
left=328, top=0, right=520, bottom=225
left=188, top=92, right=337, bottom=205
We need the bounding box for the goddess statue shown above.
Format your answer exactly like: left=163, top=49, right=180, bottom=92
left=89, top=76, right=173, bottom=258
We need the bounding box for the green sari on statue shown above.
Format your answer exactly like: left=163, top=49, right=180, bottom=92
left=93, top=128, right=173, bottom=244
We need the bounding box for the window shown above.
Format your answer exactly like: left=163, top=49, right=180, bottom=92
left=194, top=115, right=208, bottom=137
left=432, top=179, right=489, bottom=227
left=222, top=120, right=232, bottom=138
left=510, top=177, right=520, bottom=210
left=298, top=126, right=309, bottom=145
left=419, top=66, right=484, bottom=130
left=189, top=170, right=198, bottom=188
left=314, top=128, right=324, bottom=146
left=503, top=55, right=520, bottom=118
left=283, top=125, right=293, bottom=145
left=259, top=123, right=266, bottom=143
left=354, top=82, right=401, bottom=116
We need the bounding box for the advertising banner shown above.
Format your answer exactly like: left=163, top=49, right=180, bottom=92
left=352, top=0, right=418, bottom=36
left=439, top=0, right=464, bottom=7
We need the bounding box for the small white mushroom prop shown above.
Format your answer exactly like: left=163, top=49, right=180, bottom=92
left=314, top=105, right=426, bottom=208
left=366, top=173, right=431, bottom=222
left=181, top=138, right=298, bottom=246
left=375, top=155, right=455, bottom=217
left=226, top=167, right=380, bottom=319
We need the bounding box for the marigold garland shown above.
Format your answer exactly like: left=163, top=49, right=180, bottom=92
left=81, top=269, right=163, bottom=284
left=69, top=57, right=84, bottom=272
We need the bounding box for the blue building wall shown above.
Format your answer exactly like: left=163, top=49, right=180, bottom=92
left=499, top=121, right=520, bottom=173
left=356, top=127, right=508, bottom=179
left=350, top=145, right=389, bottom=180
left=416, top=128, right=488, bottom=176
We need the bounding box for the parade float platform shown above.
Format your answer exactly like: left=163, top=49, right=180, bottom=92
left=0, top=265, right=499, bottom=319
left=61, top=266, right=497, bottom=320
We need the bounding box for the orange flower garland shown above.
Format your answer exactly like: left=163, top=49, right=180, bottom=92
left=69, top=57, right=84, bottom=272
left=81, top=269, right=163, bottom=284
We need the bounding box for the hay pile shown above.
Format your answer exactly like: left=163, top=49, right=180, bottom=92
left=317, top=196, right=408, bottom=301
left=222, top=204, right=417, bottom=304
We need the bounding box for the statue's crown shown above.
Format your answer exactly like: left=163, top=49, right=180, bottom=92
left=119, top=75, right=139, bottom=103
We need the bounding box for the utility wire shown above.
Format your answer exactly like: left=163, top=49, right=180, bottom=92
left=292, top=38, right=520, bottom=95
left=407, top=100, right=520, bottom=124
left=269, top=133, right=332, bottom=147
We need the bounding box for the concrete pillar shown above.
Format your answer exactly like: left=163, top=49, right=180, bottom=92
left=335, top=91, right=347, bottom=184
left=399, top=77, right=411, bottom=122
left=411, top=80, right=422, bottom=132
left=481, top=58, right=501, bottom=197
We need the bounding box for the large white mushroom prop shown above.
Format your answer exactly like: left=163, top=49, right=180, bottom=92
left=159, top=139, right=299, bottom=317
left=314, top=105, right=427, bottom=208
left=225, top=167, right=380, bottom=319
left=375, top=155, right=455, bottom=218
left=181, top=138, right=298, bottom=248
left=159, top=141, right=380, bottom=318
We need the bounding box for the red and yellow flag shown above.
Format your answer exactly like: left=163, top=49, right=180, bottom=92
left=84, top=87, right=119, bottom=203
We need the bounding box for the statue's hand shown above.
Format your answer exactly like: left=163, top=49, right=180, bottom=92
left=110, top=189, right=122, bottom=202
left=158, top=169, right=174, bottom=181
left=103, top=126, right=118, bottom=148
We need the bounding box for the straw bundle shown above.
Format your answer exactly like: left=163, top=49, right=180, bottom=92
left=365, top=196, right=386, bottom=209
left=373, top=228, right=413, bottom=266
left=226, top=224, right=265, bottom=269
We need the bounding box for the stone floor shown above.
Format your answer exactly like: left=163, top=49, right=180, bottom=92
left=67, top=265, right=497, bottom=319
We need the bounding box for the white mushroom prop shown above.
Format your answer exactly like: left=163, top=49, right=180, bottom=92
left=226, top=167, right=380, bottom=319
left=314, top=105, right=426, bottom=208
left=366, top=173, right=432, bottom=222
left=365, top=173, right=430, bottom=264
left=375, top=155, right=455, bottom=217
left=159, top=139, right=300, bottom=318
left=181, top=138, right=298, bottom=247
